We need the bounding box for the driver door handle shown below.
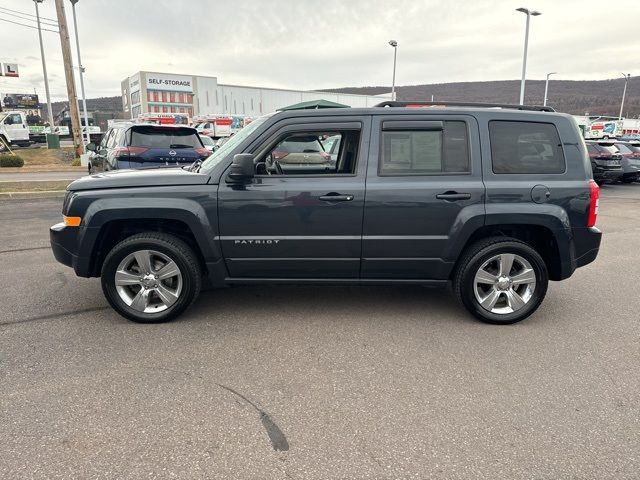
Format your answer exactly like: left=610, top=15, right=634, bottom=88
left=436, top=191, right=471, bottom=201
left=319, top=193, right=354, bottom=202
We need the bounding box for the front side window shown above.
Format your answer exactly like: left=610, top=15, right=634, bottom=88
left=257, top=130, right=360, bottom=176
left=379, top=121, right=470, bottom=175
left=489, top=121, right=565, bottom=174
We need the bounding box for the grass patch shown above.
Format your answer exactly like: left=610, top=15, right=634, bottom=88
left=15, top=147, right=76, bottom=166
left=0, top=180, right=71, bottom=193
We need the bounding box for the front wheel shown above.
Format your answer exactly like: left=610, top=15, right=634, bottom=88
left=453, top=237, right=549, bottom=325
left=101, top=233, right=202, bottom=323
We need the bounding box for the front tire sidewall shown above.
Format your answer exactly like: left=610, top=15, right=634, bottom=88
left=461, top=242, right=548, bottom=325
left=101, top=238, right=198, bottom=323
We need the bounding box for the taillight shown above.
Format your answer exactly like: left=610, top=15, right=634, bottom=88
left=272, top=150, right=288, bottom=160
left=114, top=146, right=148, bottom=156
left=195, top=147, right=209, bottom=156
left=127, top=146, right=148, bottom=156
left=587, top=180, right=600, bottom=228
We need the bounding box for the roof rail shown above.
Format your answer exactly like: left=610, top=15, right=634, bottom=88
left=373, top=100, right=556, bottom=112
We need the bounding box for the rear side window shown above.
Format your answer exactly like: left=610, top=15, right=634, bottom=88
left=379, top=121, right=470, bottom=175
left=489, top=121, right=565, bottom=174
left=130, top=127, right=202, bottom=148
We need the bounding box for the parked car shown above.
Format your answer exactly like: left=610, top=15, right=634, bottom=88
left=266, top=134, right=334, bottom=173
left=322, top=134, right=341, bottom=162
left=51, top=101, right=601, bottom=325
left=199, top=134, right=216, bottom=152
left=86, top=124, right=210, bottom=173
left=585, top=140, right=623, bottom=184
left=613, top=141, right=640, bottom=183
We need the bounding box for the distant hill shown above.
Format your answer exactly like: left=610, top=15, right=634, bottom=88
left=47, top=95, right=122, bottom=115
left=42, top=78, right=640, bottom=119
left=323, top=78, right=640, bottom=117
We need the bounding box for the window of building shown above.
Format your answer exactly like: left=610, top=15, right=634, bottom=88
left=169, top=92, right=175, bottom=103
left=489, top=121, right=566, bottom=174
left=255, top=130, right=360, bottom=176
left=379, top=121, right=470, bottom=175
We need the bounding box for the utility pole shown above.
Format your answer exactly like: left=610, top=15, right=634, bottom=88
left=70, top=0, right=90, bottom=145
left=54, top=0, right=83, bottom=156
left=34, top=0, right=54, bottom=129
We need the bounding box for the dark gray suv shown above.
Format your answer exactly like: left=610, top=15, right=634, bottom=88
left=50, top=102, right=602, bottom=325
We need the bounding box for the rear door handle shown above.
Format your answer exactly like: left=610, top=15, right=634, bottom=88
left=436, top=191, right=471, bottom=201
left=319, top=193, right=354, bottom=202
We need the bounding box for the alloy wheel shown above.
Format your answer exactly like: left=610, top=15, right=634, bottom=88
left=473, top=253, right=536, bottom=315
left=114, top=249, right=183, bottom=313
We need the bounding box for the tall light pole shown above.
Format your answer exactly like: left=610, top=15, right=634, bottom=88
left=543, top=71, right=556, bottom=106
left=69, top=0, right=90, bottom=145
left=516, top=7, right=541, bottom=105
left=619, top=73, right=631, bottom=120
left=34, top=0, right=55, bottom=128
left=389, top=40, right=398, bottom=101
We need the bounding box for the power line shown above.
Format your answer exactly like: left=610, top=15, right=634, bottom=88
left=0, top=16, right=59, bottom=33
left=0, top=6, right=58, bottom=27
left=0, top=5, right=57, bottom=24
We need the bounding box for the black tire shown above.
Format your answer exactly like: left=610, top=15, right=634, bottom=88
left=101, top=232, right=202, bottom=323
left=453, top=237, right=549, bottom=325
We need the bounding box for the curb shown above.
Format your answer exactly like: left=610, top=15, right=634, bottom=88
left=0, top=190, right=66, bottom=200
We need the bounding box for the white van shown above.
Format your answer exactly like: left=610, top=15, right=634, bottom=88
left=0, top=110, right=30, bottom=151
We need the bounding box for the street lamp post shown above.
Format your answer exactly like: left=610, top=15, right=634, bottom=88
left=619, top=73, right=631, bottom=120
left=33, top=0, right=55, bottom=129
left=389, top=40, right=398, bottom=101
left=516, top=7, right=541, bottom=105
left=543, top=71, right=557, bottom=106
left=69, top=0, right=90, bottom=145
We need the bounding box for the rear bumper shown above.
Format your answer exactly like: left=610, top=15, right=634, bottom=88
left=593, top=167, right=623, bottom=182
left=574, top=226, right=602, bottom=269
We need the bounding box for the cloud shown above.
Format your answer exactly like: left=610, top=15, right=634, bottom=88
left=0, top=0, right=638, bottom=101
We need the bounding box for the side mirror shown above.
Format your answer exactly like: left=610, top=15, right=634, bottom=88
left=226, top=153, right=255, bottom=183
left=86, top=142, right=96, bottom=152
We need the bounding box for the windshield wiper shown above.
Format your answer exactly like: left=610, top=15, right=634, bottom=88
left=169, top=143, right=193, bottom=149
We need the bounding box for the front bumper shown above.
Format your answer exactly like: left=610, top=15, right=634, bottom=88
left=50, top=222, right=92, bottom=277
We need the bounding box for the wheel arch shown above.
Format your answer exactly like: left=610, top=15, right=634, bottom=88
left=75, top=198, right=221, bottom=278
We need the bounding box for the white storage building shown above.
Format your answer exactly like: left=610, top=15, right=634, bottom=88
left=121, top=71, right=389, bottom=119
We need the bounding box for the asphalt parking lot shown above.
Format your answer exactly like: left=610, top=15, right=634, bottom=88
left=1, top=186, right=638, bottom=479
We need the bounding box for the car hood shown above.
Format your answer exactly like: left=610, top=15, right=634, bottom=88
left=68, top=167, right=210, bottom=191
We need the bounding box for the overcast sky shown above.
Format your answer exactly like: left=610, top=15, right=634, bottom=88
left=1, top=0, right=638, bottom=101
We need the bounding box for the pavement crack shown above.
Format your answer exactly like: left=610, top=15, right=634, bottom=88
left=0, top=306, right=110, bottom=326
left=217, top=383, right=290, bottom=452
left=0, top=246, right=50, bottom=255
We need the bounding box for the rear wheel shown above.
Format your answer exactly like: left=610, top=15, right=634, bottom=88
left=101, top=232, right=202, bottom=323
left=453, top=237, right=548, bottom=324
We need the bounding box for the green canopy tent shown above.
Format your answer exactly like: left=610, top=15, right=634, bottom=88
left=278, top=99, right=350, bottom=111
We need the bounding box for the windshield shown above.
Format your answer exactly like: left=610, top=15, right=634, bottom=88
left=200, top=113, right=274, bottom=172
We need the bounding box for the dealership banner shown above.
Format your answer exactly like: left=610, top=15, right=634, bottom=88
left=1, top=93, right=39, bottom=109
left=1, top=63, right=19, bottom=77
left=146, top=72, right=193, bottom=92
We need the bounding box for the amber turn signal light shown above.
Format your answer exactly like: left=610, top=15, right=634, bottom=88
left=63, top=216, right=82, bottom=227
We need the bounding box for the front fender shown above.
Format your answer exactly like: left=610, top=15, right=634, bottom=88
left=67, top=189, right=220, bottom=277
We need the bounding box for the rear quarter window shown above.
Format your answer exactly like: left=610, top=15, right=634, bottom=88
left=489, top=121, right=566, bottom=174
